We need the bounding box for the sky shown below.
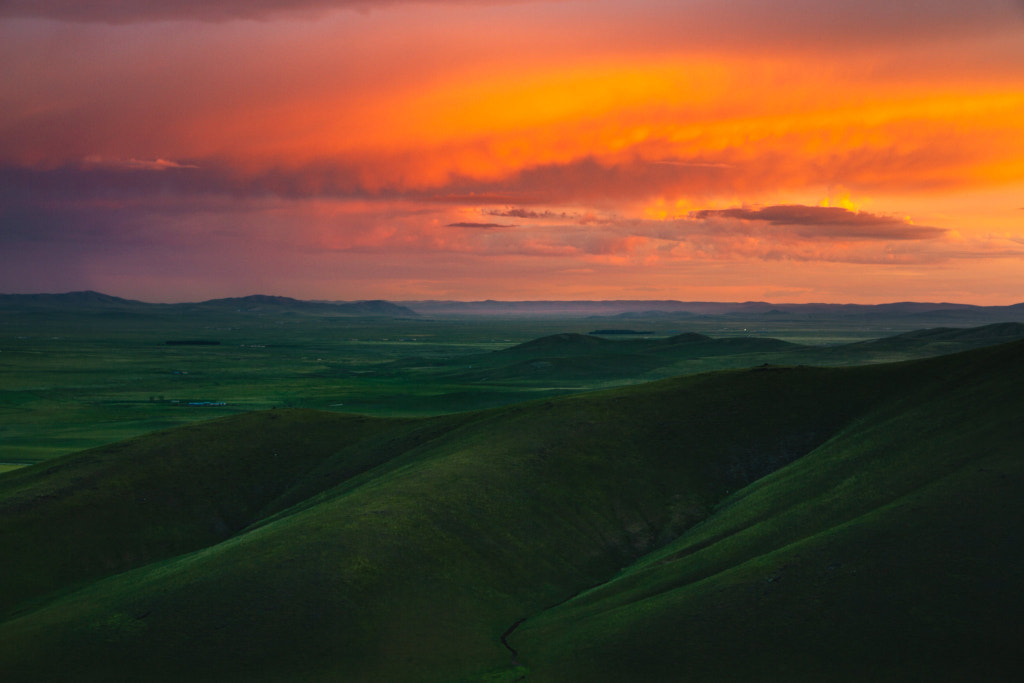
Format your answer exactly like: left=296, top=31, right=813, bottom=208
left=2, top=0, right=1024, bottom=304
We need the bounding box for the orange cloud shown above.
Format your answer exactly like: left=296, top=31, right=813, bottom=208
left=178, top=65, right=1024, bottom=208
left=3, top=0, right=1024, bottom=303
left=5, top=10, right=1022, bottom=204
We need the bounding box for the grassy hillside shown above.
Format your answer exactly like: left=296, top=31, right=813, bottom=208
left=0, top=410, right=465, bottom=616
left=511, top=341, right=1024, bottom=681
left=2, top=341, right=1023, bottom=680
left=800, top=321, right=1024, bottom=365
left=395, top=323, right=1024, bottom=388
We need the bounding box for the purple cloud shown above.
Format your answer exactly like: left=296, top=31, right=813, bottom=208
left=80, top=156, right=200, bottom=171
left=650, top=160, right=733, bottom=169
left=445, top=222, right=513, bottom=228
left=2, top=0, right=1014, bottom=44
left=0, top=0, right=538, bottom=23
left=691, top=205, right=945, bottom=241
left=485, top=208, right=572, bottom=220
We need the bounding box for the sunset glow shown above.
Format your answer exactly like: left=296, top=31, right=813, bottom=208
left=3, top=0, right=1024, bottom=303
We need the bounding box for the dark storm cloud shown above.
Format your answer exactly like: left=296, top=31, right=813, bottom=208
left=0, top=164, right=236, bottom=249
left=692, top=205, right=946, bottom=241
left=0, top=164, right=225, bottom=208
left=0, top=162, right=513, bottom=218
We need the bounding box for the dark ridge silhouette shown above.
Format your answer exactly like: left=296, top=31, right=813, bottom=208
left=0, top=290, right=144, bottom=308
left=662, top=332, right=713, bottom=343
left=195, top=295, right=418, bottom=317
left=503, top=332, right=611, bottom=352
left=589, top=329, right=654, bottom=335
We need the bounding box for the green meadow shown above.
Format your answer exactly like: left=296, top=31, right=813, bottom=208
left=2, top=299, right=1024, bottom=680
left=4, top=300, right=1021, bottom=463
left=0, top=310, right=526, bottom=462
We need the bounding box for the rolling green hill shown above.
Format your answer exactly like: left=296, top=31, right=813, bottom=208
left=511, top=341, right=1024, bottom=681
left=384, top=323, right=1024, bottom=391
left=801, top=321, right=1024, bottom=365
left=394, top=330, right=800, bottom=385
left=2, top=341, right=1023, bottom=681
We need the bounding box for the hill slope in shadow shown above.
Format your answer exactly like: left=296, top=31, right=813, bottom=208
left=2, top=341, right=1023, bottom=681
left=389, top=323, right=1024, bottom=387
left=512, top=340, right=1024, bottom=681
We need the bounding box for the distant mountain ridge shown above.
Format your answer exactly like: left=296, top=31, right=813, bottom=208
left=400, top=298, right=1024, bottom=321
left=193, top=295, right=418, bottom=317
left=0, top=291, right=418, bottom=317
left=0, top=290, right=146, bottom=308
left=4, top=291, right=1024, bottom=322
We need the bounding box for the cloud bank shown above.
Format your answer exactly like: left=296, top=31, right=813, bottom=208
left=691, top=205, right=946, bottom=241
left=0, top=0, right=417, bottom=23
left=2, top=0, right=1023, bottom=303
left=3, top=0, right=1019, bottom=37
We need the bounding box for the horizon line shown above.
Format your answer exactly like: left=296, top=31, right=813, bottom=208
left=2, top=290, right=1022, bottom=309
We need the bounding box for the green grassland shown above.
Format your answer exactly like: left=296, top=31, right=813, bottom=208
left=0, top=310, right=519, bottom=462
left=4, top=301, right=1023, bottom=464
left=1, top=339, right=1023, bottom=681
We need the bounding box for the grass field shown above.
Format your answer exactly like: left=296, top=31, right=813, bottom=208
left=2, top=338, right=1023, bottom=681
left=4, top=303, right=1022, bottom=463
left=0, top=311, right=515, bottom=461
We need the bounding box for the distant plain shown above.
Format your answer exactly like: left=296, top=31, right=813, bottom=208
left=4, top=296, right=1023, bottom=463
